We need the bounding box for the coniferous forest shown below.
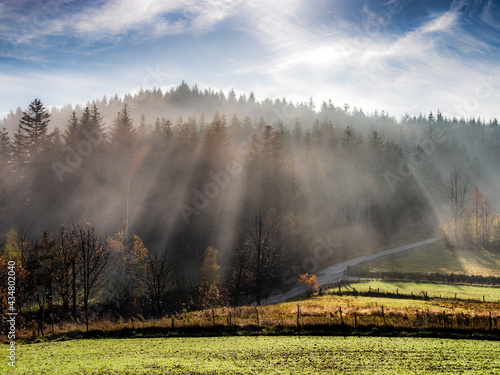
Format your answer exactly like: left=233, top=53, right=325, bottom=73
left=1, top=82, right=500, bottom=326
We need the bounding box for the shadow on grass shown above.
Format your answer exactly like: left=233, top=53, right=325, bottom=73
left=18, top=322, right=500, bottom=344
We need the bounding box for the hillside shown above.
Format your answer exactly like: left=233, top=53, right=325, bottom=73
left=351, top=240, right=500, bottom=278
left=2, top=84, right=500, bottom=328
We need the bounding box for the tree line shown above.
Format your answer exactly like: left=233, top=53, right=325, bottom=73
left=1, top=82, right=500, bottom=332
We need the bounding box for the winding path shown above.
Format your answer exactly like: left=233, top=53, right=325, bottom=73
left=262, top=237, right=440, bottom=305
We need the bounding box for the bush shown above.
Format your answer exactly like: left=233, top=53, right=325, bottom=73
left=298, top=274, right=319, bottom=297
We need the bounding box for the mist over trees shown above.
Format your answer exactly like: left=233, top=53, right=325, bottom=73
left=1, top=82, right=500, bottom=320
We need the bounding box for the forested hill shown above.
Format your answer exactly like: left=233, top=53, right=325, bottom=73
left=1, top=82, right=500, bottom=274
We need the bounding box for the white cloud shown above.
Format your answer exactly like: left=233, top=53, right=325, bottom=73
left=76, top=0, right=240, bottom=37
left=2, top=0, right=500, bottom=122
left=2, top=0, right=240, bottom=45
left=233, top=1, right=500, bottom=119
left=421, top=11, right=457, bottom=33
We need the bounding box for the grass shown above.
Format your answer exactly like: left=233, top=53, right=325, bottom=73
left=340, top=280, right=500, bottom=303
left=354, top=240, right=500, bottom=277
left=4, top=336, right=500, bottom=374
left=13, top=280, right=500, bottom=341
left=15, top=280, right=500, bottom=341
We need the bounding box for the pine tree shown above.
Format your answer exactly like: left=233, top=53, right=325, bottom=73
left=161, top=117, right=173, bottom=147
left=341, top=126, right=362, bottom=162
left=90, top=104, right=106, bottom=142
left=228, top=89, right=237, bottom=103
left=0, top=127, right=11, bottom=164
left=111, top=104, right=136, bottom=157
left=78, top=107, right=92, bottom=142
left=202, top=111, right=230, bottom=169
left=17, top=98, right=50, bottom=162
left=64, top=111, right=79, bottom=148
left=0, top=128, right=12, bottom=228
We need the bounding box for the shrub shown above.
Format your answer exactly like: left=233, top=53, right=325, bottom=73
left=298, top=274, right=319, bottom=297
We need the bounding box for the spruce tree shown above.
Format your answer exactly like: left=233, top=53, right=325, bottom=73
left=111, top=104, right=135, bottom=156
left=0, top=127, right=11, bottom=163
left=17, top=98, right=50, bottom=161
left=64, top=111, right=79, bottom=148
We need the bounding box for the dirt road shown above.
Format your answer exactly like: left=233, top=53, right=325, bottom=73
left=261, top=237, right=439, bottom=305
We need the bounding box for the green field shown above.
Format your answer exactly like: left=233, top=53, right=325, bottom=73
left=342, top=280, right=500, bottom=302
left=11, top=281, right=499, bottom=340
left=4, top=336, right=500, bottom=374
left=273, top=280, right=500, bottom=318
left=354, top=240, right=500, bottom=277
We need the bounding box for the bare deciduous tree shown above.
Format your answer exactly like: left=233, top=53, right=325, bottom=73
left=52, top=225, right=75, bottom=316
left=245, top=208, right=283, bottom=306
left=482, top=198, right=493, bottom=246
left=227, top=247, right=251, bottom=307
left=71, top=223, right=110, bottom=332
left=145, top=249, right=172, bottom=317
left=442, top=169, right=470, bottom=241
left=470, top=187, right=485, bottom=246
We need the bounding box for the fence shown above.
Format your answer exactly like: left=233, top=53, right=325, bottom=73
left=331, top=284, right=500, bottom=304
left=163, top=305, right=499, bottom=333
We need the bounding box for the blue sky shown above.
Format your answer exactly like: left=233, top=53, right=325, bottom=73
left=1, top=0, right=500, bottom=120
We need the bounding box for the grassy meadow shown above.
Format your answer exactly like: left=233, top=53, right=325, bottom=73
left=353, top=240, right=500, bottom=277
left=4, top=336, right=500, bottom=374
left=12, top=280, right=500, bottom=340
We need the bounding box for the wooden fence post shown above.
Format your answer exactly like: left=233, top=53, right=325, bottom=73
left=490, top=311, right=493, bottom=331
left=339, top=306, right=344, bottom=327
left=381, top=306, right=386, bottom=326
left=256, top=309, right=259, bottom=328
left=171, top=317, right=174, bottom=329
left=354, top=312, right=357, bottom=330
left=229, top=311, right=232, bottom=328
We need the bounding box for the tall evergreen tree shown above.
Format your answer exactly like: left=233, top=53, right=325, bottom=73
left=0, top=127, right=11, bottom=165
left=64, top=111, right=79, bottom=148
left=90, top=104, right=106, bottom=141
left=201, top=111, right=230, bottom=169
left=111, top=104, right=136, bottom=157
left=17, top=98, right=50, bottom=162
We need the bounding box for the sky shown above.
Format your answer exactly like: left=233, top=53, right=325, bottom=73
left=1, top=0, right=500, bottom=121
